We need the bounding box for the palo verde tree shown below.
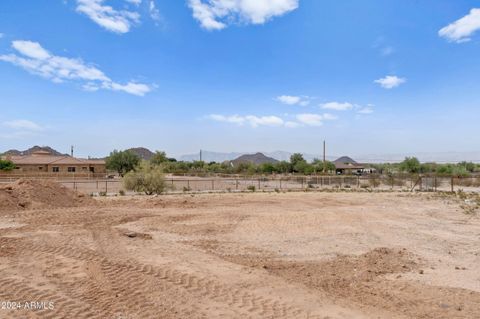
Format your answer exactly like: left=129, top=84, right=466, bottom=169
left=150, top=151, right=168, bottom=166
left=106, top=150, right=140, bottom=176
left=399, top=157, right=421, bottom=174
left=123, top=162, right=167, bottom=195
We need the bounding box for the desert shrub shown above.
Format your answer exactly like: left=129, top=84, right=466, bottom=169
left=99, top=191, right=107, bottom=197
left=183, top=186, right=191, bottom=192
left=119, top=189, right=125, bottom=196
left=0, top=159, right=15, bottom=171
left=123, top=163, right=167, bottom=195
left=399, top=157, right=421, bottom=174
left=369, top=176, right=380, bottom=188
left=247, top=185, right=256, bottom=192
left=150, top=151, right=168, bottom=166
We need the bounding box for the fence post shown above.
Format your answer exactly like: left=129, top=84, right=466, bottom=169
left=258, top=178, right=261, bottom=190
left=279, top=178, right=282, bottom=189
left=357, top=176, right=360, bottom=189
left=236, top=179, right=238, bottom=190
left=451, top=176, right=454, bottom=193
left=434, top=176, right=437, bottom=192
left=105, top=180, right=108, bottom=194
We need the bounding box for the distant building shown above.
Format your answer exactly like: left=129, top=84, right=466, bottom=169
left=2, top=150, right=106, bottom=175
left=333, top=156, right=375, bottom=175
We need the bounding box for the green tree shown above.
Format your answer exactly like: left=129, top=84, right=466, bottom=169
left=123, top=162, right=167, bottom=195
left=0, top=159, right=15, bottom=171
left=275, top=161, right=292, bottom=174
left=259, top=162, right=277, bottom=174
left=399, top=157, right=421, bottom=174
left=459, top=161, right=475, bottom=173
left=290, top=153, right=309, bottom=174
left=150, top=151, right=168, bottom=166
left=290, top=153, right=306, bottom=167
left=312, top=159, right=336, bottom=173
left=106, top=150, right=140, bottom=176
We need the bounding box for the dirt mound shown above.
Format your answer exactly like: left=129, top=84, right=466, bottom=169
left=0, top=179, right=94, bottom=211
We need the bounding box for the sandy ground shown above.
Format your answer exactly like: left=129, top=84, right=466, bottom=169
left=0, top=191, right=479, bottom=318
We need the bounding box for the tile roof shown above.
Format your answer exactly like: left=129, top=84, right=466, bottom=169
left=6, top=155, right=105, bottom=165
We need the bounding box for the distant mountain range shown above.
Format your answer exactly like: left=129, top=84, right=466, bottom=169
left=2, top=146, right=69, bottom=157
left=230, top=153, right=278, bottom=166
left=127, top=147, right=156, bottom=161
left=179, top=150, right=335, bottom=163
left=3, top=146, right=480, bottom=163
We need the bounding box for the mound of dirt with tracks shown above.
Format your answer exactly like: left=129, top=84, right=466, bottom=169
left=0, top=179, right=93, bottom=211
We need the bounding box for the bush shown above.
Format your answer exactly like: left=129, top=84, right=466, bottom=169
left=400, top=157, right=421, bottom=174
left=0, top=159, right=15, bottom=171
left=150, top=151, right=168, bottom=166
left=106, top=150, right=141, bottom=176
left=123, top=163, right=167, bottom=195
left=247, top=185, right=256, bottom=192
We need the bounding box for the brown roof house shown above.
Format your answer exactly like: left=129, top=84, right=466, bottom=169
left=3, top=150, right=106, bottom=176
left=333, top=156, right=374, bottom=175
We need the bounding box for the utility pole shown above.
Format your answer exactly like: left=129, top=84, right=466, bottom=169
left=71, top=145, right=74, bottom=157
left=323, top=140, right=326, bottom=173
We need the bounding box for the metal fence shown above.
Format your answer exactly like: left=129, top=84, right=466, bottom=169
left=1, top=175, right=477, bottom=195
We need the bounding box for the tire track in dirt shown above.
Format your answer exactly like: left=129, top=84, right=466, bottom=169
left=0, top=276, right=98, bottom=319
left=15, top=237, right=313, bottom=319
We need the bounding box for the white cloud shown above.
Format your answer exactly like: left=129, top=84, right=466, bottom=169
left=284, top=121, right=300, bottom=128
left=296, top=113, right=323, bottom=126
left=149, top=0, right=161, bottom=23
left=188, top=0, right=299, bottom=30
left=107, top=81, right=152, bottom=96
left=12, top=40, right=51, bottom=60
left=374, top=75, right=406, bottom=89
left=439, top=8, right=480, bottom=43
left=277, top=95, right=300, bottom=105
left=3, top=119, right=44, bottom=131
left=76, top=0, right=140, bottom=34
left=357, top=106, right=374, bottom=114
left=320, top=101, right=353, bottom=111
left=208, top=114, right=284, bottom=127
left=295, top=113, right=337, bottom=127
left=276, top=95, right=310, bottom=106
left=126, top=0, right=142, bottom=5
left=208, top=111, right=338, bottom=128
left=0, top=40, right=151, bottom=96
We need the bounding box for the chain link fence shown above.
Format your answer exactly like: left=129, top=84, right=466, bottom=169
left=3, top=175, right=474, bottom=195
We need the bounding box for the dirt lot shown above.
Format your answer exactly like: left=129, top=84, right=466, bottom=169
left=0, top=190, right=479, bottom=318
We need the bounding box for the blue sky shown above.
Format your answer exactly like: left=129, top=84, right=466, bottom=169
left=0, top=0, right=480, bottom=159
